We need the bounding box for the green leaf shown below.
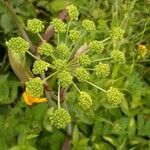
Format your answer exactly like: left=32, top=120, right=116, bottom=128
left=72, top=125, right=79, bottom=143
left=0, top=14, right=15, bottom=33
left=128, top=117, right=136, bottom=139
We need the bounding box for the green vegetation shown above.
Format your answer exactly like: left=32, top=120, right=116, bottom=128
left=0, top=0, right=150, bottom=149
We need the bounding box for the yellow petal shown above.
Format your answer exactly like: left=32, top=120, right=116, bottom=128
left=138, top=44, right=147, bottom=57
left=23, top=92, right=48, bottom=106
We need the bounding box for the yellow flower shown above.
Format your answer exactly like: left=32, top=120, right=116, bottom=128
left=23, top=92, right=47, bottom=106
left=138, top=44, right=147, bottom=57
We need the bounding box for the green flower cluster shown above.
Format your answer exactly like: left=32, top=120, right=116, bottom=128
left=78, top=92, right=93, bottom=110
left=111, top=50, right=126, bottom=63
left=26, top=77, right=43, bottom=97
left=26, top=18, right=44, bottom=33
left=75, top=67, right=89, bottom=82
left=38, top=42, right=53, bottom=56
left=51, top=18, right=66, bottom=32
left=77, top=54, right=91, bottom=67
left=49, top=108, right=71, bottom=129
left=58, top=70, right=73, bottom=87
left=32, top=60, right=50, bottom=75
left=66, top=4, right=79, bottom=21
left=57, top=43, right=69, bottom=58
left=53, top=59, right=67, bottom=71
left=110, top=27, right=124, bottom=40
left=89, top=40, right=104, bottom=53
left=106, top=87, right=124, bottom=105
left=69, top=28, right=81, bottom=43
left=95, top=62, right=110, bottom=78
left=82, top=19, right=96, bottom=31
left=6, top=37, right=29, bottom=55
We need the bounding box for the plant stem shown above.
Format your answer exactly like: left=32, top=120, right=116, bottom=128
left=72, top=82, right=80, bottom=93
left=101, top=37, right=110, bottom=43
left=91, top=57, right=111, bottom=63
left=65, top=20, right=71, bottom=44
left=58, top=84, right=61, bottom=108
left=57, top=32, right=60, bottom=44
left=27, top=51, right=39, bottom=60
left=37, top=33, right=44, bottom=41
left=85, top=80, right=107, bottom=93
left=43, top=71, right=57, bottom=82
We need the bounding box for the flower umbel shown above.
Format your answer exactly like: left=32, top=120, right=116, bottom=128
left=110, top=27, right=124, bottom=40
left=32, top=60, right=50, bottom=75
left=66, top=4, right=79, bottom=21
left=82, top=19, right=96, bottom=31
left=49, top=108, right=71, bottom=129
left=23, top=92, right=47, bottom=106
left=89, top=40, right=104, bottom=53
left=106, top=87, right=124, bottom=105
left=111, top=50, right=126, bottom=63
left=75, top=67, right=90, bottom=82
left=95, top=62, right=110, bottom=78
left=51, top=18, right=66, bottom=32
left=6, top=37, right=29, bottom=55
left=38, top=42, right=53, bottom=56
left=26, top=77, right=43, bottom=97
left=78, top=91, right=93, bottom=110
left=58, top=70, right=73, bottom=87
left=26, top=18, right=44, bottom=33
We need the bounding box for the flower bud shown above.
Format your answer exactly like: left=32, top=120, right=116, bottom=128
left=26, top=77, right=43, bottom=97
left=75, top=67, right=89, bottom=82
left=106, top=87, right=124, bottom=105
left=26, top=18, right=44, bottom=33
left=110, top=27, right=124, bottom=40
left=49, top=108, right=71, bottom=129
left=89, top=40, right=104, bottom=53
left=77, top=54, right=91, bottom=67
left=6, top=37, right=29, bottom=55
left=53, top=59, right=67, bottom=72
left=32, top=60, right=50, bottom=75
left=69, top=28, right=81, bottom=43
left=38, top=42, right=53, bottom=56
left=78, top=91, right=93, bottom=110
left=58, top=70, right=73, bottom=87
left=111, top=50, right=126, bottom=63
left=51, top=18, right=66, bottom=32
left=95, top=62, right=110, bottom=78
left=66, top=4, right=79, bottom=21
left=82, top=19, right=96, bottom=31
left=57, top=43, right=69, bottom=58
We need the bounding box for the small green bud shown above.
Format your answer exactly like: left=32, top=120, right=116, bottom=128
left=26, top=18, right=44, bottom=33
left=69, top=28, right=81, bottom=43
left=58, top=70, right=73, bottom=87
left=106, top=87, right=124, bottom=105
left=89, top=40, right=104, bottom=53
left=51, top=18, right=66, bottom=32
left=53, top=59, right=67, bottom=72
left=82, top=19, right=96, bottom=31
left=111, top=50, right=126, bottom=63
left=76, top=67, right=89, bottom=82
left=32, top=60, right=50, bottom=75
left=38, top=42, right=53, bottom=56
left=66, top=4, right=79, bottom=21
left=57, top=43, right=69, bottom=58
left=78, top=91, right=93, bottom=110
left=26, top=77, right=43, bottom=97
left=49, top=108, right=71, bottom=129
left=95, top=62, right=110, bottom=78
left=6, top=37, right=29, bottom=55
left=77, top=54, right=91, bottom=67
left=110, top=27, right=124, bottom=40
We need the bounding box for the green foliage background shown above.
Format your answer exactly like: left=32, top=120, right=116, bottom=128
left=0, top=0, right=150, bottom=149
